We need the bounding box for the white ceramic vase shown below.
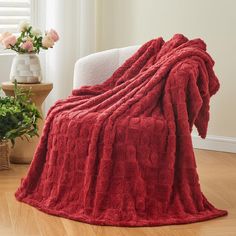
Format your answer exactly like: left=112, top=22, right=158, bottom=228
left=10, top=53, right=42, bottom=84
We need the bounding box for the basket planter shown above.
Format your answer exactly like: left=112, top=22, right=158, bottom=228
left=0, top=141, right=10, bottom=170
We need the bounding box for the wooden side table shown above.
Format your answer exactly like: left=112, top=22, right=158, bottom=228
left=1, top=82, right=53, bottom=163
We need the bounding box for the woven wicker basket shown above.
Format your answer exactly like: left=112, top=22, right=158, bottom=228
left=0, top=141, right=10, bottom=170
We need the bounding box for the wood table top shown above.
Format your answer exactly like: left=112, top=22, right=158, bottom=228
left=1, top=81, right=53, bottom=92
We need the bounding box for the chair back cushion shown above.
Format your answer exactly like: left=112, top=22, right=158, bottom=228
left=73, top=45, right=140, bottom=88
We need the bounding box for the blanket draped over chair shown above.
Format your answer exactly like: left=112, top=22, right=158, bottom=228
left=15, top=34, right=227, bottom=226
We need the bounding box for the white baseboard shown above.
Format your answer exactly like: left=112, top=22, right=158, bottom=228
left=192, top=134, right=236, bottom=153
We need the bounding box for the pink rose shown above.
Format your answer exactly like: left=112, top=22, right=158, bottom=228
left=21, top=40, right=34, bottom=52
left=2, top=35, right=17, bottom=48
left=0, top=32, right=12, bottom=43
left=47, top=29, right=59, bottom=42
left=42, top=35, right=54, bottom=48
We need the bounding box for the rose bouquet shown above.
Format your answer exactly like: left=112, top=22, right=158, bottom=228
left=0, top=21, right=59, bottom=54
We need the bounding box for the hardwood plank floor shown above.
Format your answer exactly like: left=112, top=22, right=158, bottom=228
left=0, top=149, right=235, bottom=236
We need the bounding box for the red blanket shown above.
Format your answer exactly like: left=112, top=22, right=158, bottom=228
left=15, top=34, right=227, bottom=226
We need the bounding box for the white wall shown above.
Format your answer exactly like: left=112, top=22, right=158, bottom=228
left=96, top=0, right=236, bottom=140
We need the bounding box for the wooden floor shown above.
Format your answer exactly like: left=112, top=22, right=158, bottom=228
left=0, top=149, right=236, bottom=236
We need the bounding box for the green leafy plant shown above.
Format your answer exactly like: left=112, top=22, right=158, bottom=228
left=0, top=82, right=41, bottom=146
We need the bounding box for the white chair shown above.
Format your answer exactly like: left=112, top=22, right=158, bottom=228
left=73, top=45, right=140, bottom=89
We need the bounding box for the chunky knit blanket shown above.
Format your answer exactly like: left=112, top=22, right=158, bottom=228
left=15, top=34, right=227, bottom=226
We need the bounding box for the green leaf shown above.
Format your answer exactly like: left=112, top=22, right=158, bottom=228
left=0, top=82, right=41, bottom=146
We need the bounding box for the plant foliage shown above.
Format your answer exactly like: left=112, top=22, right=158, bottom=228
left=0, top=82, right=41, bottom=146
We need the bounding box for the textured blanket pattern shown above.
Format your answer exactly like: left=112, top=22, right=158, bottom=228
left=15, top=34, right=227, bottom=226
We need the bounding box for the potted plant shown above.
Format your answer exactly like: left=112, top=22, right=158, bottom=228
left=0, top=21, right=59, bottom=84
left=0, top=82, right=41, bottom=170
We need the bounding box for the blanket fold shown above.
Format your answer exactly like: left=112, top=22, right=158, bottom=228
left=15, top=34, right=227, bottom=226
